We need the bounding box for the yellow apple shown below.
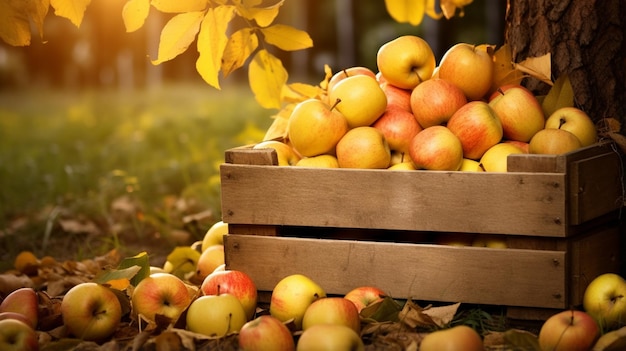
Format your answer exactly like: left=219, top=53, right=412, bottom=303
left=488, top=84, right=545, bottom=142
left=186, top=294, right=247, bottom=337
left=544, top=107, right=597, bottom=147
left=438, top=43, right=495, bottom=101
left=408, top=126, right=464, bottom=171
left=302, top=297, right=361, bottom=333
left=372, top=105, right=423, bottom=154
left=201, top=221, right=228, bottom=252
left=296, top=324, right=364, bottom=351
left=478, top=142, right=525, bottom=172
left=295, top=154, right=339, bottom=168
left=380, top=81, right=412, bottom=112
left=388, top=161, right=416, bottom=171
left=471, top=234, right=508, bottom=248
left=411, top=78, right=467, bottom=128
left=529, top=128, right=582, bottom=155
left=376, top=35, right=436, bottom=90
left=583, top=273, right=626, bottom=330
left=131, top=273, right=192, bottom=323
left=328, top=74, right=387, bottom=128
left=327, top=66, right=376, bottom=93
left=336, top=126, right=391, bottom=169
left=447, top=101, right=503, bottom=160
left=269, top=274, right=326, bottom=330
left=253, top=140, right=300, bottom=166
left=287, top=98, right=349, bottom=157
left=195, top=244, right=225, bottom=281
left=459, top=158, right=483, bottom=172
left=420, top=325, right=484, bottom=351
left=238, top=315, right=296, bottom=351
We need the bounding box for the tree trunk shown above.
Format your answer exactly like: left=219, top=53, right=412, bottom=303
left=504, top=0, right=626, bottom=132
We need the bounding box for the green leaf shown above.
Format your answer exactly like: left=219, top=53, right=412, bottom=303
left=196, top=5, right=236, bottom=89
left=95, top=265, right=142, bottom=289
left=260, top=24, right=313, bottom=51
left=50, top=0, right=92, bottom=27
left=542, top=74, right=575, bottom=118
left=123, top=0, right=150, bottom=32
left=151, top=0, right=207, bottom=13
left=152, top=11, right=205, bottom=65
left=248, top=49, right=288, bottom=109
left=384, top=0, right=426, bottom=26
left=117, top=251, right=150, bottom=286
left=221, top=27, right=258, bottom=77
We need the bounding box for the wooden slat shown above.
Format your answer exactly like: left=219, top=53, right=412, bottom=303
left=225, top=147, right=277, bottom=166
left=221, top=164, right=568, bottom=236
left=224, top=234, right=568, bottom=309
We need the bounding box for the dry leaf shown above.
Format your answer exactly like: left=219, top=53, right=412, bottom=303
left=593, top=326, right=626, bottom=351
left=491, top=44, right=524, bottom=92
left=514, top=53, right=552, bottom=85
left=541, top=74, right=574, bottom=118
left=398, top=300, right=437, bottom=328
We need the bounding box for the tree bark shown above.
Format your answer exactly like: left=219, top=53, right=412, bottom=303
left=504, top=0, right=626, bottom=132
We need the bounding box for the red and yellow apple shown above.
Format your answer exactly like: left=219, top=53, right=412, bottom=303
left=269, top=274, right=326, bottom=330
left=196, top=244, right=225, bottom=281
left=201, top=269, right=258, bottom=321
left=301, top=297, right=361, bottom=333
left=372, top=105, right=423, bottom=154
left=328, top=74, right=387, bottom=128
left=408, top=125, right=463, bottom=171
left=380, top=81, right=412, bottom=112
left=447, top=101, right=503, bottom=160
left=376, top=35, right=436, bottom=90
left=288, top=98, right=349, bottom=157
left=336, top=126, right=391, bottom=169
left=419, top=325, right=484, bottom=351
left=411, top=78, right=467, bottom=128
left=238, top=315, right=296, bottom=351
left=327, top=66, right=376, bottom=93
left=538, top=309, right=599, bottom=351
left=186, top=293, right=247, bottom=337
left=0, top=319, right=39, bottom=351
left=488, top=84, right=545, bottom=142
left=0, top=287, right=38, bottom=329
left=344, top=286, right=387, bottom=314
left=131, top=273, right=192, bottom=323
left=438, top=43, right=494, bottom=101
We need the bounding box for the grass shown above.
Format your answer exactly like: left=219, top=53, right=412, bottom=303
left=0, top=82, right=272, bottom=270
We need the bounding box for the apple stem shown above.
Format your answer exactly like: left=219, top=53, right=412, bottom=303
left=217, top=284, right=222, bottom=296
left=330, top=98, right=341, bottom=111
left=478, top=163, right=486, bottom=172
left=497, top=88, right=505, bottom=96
left=342, top=69, right=349, bottom=77
left=559, top=118, right=566, bottom=129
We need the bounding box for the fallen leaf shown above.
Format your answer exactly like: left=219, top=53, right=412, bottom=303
left=514, top=53, right=552, bottom=86
left=541, top=74, right=574, bottom=118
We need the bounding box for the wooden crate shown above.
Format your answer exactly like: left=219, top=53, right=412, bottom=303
left=220, top=141, right=625, bottom=313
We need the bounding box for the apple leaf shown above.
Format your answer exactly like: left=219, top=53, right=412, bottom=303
left=234, top=0, right=284, bottom=28
left=196, top=5, right=236, bottom=89
left=384, top=0, right=426, bottom=26
left=260, top=24, right=313, bottom=51
left=151, top=0, right=208, bottom=13
left=248, top=49, right=288, bottom=109
left=151, top=11, right=205, bottom=65
left=513, top=53, right=552, bottom=86
left=221, top=27, right=258, bottom=78
left=122, top=0, right=150, bottom=33
left=50, top=0, right=92, bottom=27
left=541, top=74, right=574, bottom=118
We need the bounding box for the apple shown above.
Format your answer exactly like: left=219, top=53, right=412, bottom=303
left=504, top=140, right=529, bottom=153
left=61, top=282, right=122, bottom=342
left=438, top=43, right=495, bottom=101
left=296, top=324, right=365, bottom=351
left=301, top=297, right=361, bottom=333
left=529, top=128, right=582, bottom=155
left=295, top=154, right=339, bottom=168
left=335, top=126, right=391, bottom=169
left=538, top=309, right=599, bottom=351
left=478, top=142, right=525, bottom=172
left=447, top=101, right=503, bottom=160
left=287, top=98, right=349, bottom=157
left=201, top=220, right=228, bottom=252
left=471, top=234, right=507, bottom=248
left=327, top=66, right=376, bottom=93
left=419, top=325, right=484, bottom=351
left=238, top=315, right=296, bottom=351
left=328, top=74, right=387, bottom=128
left=376, top=35, right=436, bottom=90
left=186, top=293, right=247, bottom=337
left=195, top=244, right=225, bottom=281
left=131, top=273, right=192, bottom=323
left=408, top=125, right=464, bottom=171
left=344, top=286, right=387, bottom=314
left=372, top=105, right=423, bottom=154
left=410, top=78, right=467, bottom=128
left=459, top=158, right=483, bottom=172
left=269, top=274, right=326, bottom=330
left=380, top=81, right=412, bottom=112
left=0, top=287, right=38, bottom=329
left=253, top=140, right=300, bottom=166
left=544, top=107, right=598, bottom=147
left=583, top=273, right=626, bottom=330
left=0, top=319, right=38, bottom=351
left=388, top=161, right=416, bottom=171
left=488, top=84, right=545, bottom=142
left=201, top=269, right=258, bottom=320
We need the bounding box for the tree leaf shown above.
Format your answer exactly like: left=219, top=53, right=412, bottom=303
left=28, top=0, right=50, bottom=41
left=221, top=27, right=258, bottom=77
left=513, top=53, right=552, bottom=86
left=196, top=5, right=236, bottom=89
left=50, top=0, right=92, bottom=27
left=425, top=0, right=443, bottom=19
left=384, top=0, right=426, bottom=26
left=122, top=0, right=150, bottom=32
left=151, top=0, right=207, bottom=13
left=281, top=82, right=324, bottom=104
left=94, top=265, right=142, bottom=290
left=152, top=11, right=205, bottom=65
left=117, top=251, right=150, bottom=286
left=541, top=74, right=574, bottom=118
left=491, top=43, right=523, bottom=91
left=441, top=0, right=473, bottom=18
left=0, top=0, right=33, bottom=46
left=248, top=49, right=288, bottom=109
left=260, top=24, right=313, bottom=51
left=235, top=0, right=284, bottom=27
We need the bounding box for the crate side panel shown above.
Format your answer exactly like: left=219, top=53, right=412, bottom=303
left=224, top=235, right=567, bottom=309
left=220, top=164, right=568, bottom=236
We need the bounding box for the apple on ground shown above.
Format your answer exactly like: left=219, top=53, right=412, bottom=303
left=488, top=84, right=545, bottom=142
left=328, top=74, right=387, bottom=128
left=195, top=244, right=225, bottom=281
left=287, top=98, right=349, bottom=157
left=0, top=287, right=38, bottom=329
left=411, top=78, right=467, bottom=128
left=186, top=293, right=247, bottom=337
left=459, top=158, right=483, bottom=172
left=372, top=105, right=423, bottom=154
left=61, top=282, right=122, bottom=342
left=269, top=274, right=326, bottom=330
left=301, top=297, right=361, bottom=333
left=327, top=66, right=376, bottom=93
left=478, top=142, right=525, bottom=172
left=544, top=106, right=598, bottom=147
left=296, top=324, right=364, bottom=351
left=253, top=140, right=301, bottom=166
left=336, top=126, right=391, bottom=169
left=408, top=125, right=464, bottom=171
left=376, top=35, right=436, bottom=90
left=0, top=319, right=39, bottom=351
left=380, top=81, right=412, bottom=112
left=131, top=273, right=192, bottom=324
left=238, top=315, right=296, bottom=351
left=420, top=325, right=483, bottom=351
left=344, top=286, right=387, bottom=314
left=538, top=309, right=599, bottom=351
left=447, top=101, right=503, bottom=160
left=201, top=269, right=258, bottom=321
left=438, top=43, right=495, bottom=101
left=295, top=154, right=339, bottom=168
left=529, top=128, right=582, bottom=155
left=201, top=220, right=228, bottom=252
left=583, top=273, right=626, bottom=330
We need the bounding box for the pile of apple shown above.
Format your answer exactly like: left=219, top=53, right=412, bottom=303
left=257, top=35, right=598, bottom=172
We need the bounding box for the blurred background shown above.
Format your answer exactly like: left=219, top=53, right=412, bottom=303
left=0, top=0, right=504, bottom=268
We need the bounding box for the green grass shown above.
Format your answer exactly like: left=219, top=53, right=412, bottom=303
left=0, top=83, right=271, bottom=269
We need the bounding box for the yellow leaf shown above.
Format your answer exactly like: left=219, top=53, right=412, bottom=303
left=235, top=0, right=283, bottom=27
left=151, top=0, right=207, bottom=13
left=123, top=0, right=150, bottom=32
left=441, top=0, right=473, bottom=18
left=384, top=0, right=426, bottom=26
left=282, top=82, right=324, bottom=103
left=50, top=0, right=92, bottom=27
left=221, top=27, right=258, bottom=77
left=151, top=11, right=204, bottom=65
left=319, top=64, right=333, bottom=91
left=260, top=24, right=313, bottom=51
left=0, top=0, right=32, bottom=46
left=249, top=49, right=288, bottom=109
left=542, top=74, right=574, bottom=118
left=513, top=53, right=552, bottom=86
left=425, top=0, right=443, bottom=19
left=29, top=0, right=49, bottom=41
left=196, top=5, right=236, bottom=89
left=263, top=113, right=290, bottom=141
left=491, top=44, right=523, bottom=91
